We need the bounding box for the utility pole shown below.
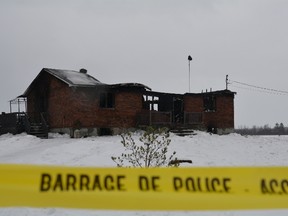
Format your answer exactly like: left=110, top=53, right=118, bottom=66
left=226, top=75, right=228, bottom=90
left=188, top=55, right=192, bottom=93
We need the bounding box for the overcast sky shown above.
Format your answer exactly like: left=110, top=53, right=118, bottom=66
left=1, top=0, right=288, bottom=128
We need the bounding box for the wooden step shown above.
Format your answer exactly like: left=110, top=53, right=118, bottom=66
left=170, top=128, right=197, bottom=136
left=28, top=123, right=48, bottom=139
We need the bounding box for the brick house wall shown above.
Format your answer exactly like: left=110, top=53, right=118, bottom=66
left=23, top=69, right=235, bottom=136
left=203, top=94, right=234, bottom=130
left=184, top=94, right=203, bottom=112
left=26, top=73, right=144, bottom=134
left=183, top=92, right=234, bottom=132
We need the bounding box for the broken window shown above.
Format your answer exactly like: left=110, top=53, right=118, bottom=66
left=203, top=95, right=216, bottom=112
left=100, top=93, right=115, bottom=108
left=143, top=95, right=159, bottom=111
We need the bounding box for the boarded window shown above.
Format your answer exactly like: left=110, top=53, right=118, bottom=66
left=100, top=93, right=115, bottom=108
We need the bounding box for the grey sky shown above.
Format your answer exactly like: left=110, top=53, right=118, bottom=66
left=1, top=0, right=288, bottom=128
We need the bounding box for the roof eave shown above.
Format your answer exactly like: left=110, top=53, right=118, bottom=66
left=110, top=83, right=152, bottom=91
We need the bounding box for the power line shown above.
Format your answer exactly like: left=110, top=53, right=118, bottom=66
left=230, top=84, right=288, bottom=96
left=228, top=79, right=288, bottom=96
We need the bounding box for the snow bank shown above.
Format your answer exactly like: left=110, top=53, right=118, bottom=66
left=0, top=131, right=288, bottom=216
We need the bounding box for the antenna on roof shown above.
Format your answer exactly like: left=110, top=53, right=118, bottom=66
left=80, top=68, right=87, bottom=74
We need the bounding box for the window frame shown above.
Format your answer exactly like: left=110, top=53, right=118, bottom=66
left=99, top=92, right=115, bottom=109
left=203, top=94, right=216, bottom=112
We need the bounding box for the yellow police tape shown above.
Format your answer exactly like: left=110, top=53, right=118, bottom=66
left=0, top=164, right=288, bottom=211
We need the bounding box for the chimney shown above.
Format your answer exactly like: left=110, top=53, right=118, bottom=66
left=80, top=68, right=87, bottom=74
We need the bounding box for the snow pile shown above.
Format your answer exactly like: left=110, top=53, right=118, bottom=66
left=0, top=131, right=288, bottom=216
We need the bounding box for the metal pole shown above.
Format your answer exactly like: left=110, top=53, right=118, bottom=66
left=25, top=98, right=27, bottom=113
left=18, top=98, right=20, bottom=113
left=189, top=61, right=190, bottom=93
left=188, top=55, right=192, bottom=93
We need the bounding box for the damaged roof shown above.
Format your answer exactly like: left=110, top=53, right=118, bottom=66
left=184, top=89, right=236, bottom=96
left=110, top=83, right=152, bottom=91
left=20, top=68, right=151, bottom=97
left=42, top=68, right=151, bottom=90
left=44, top=68, right=103, bottom=87
left=20, top=68, right=106, bottom=97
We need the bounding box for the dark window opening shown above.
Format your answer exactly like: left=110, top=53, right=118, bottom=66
left=98, top=128, right=112, bottom=136
left=204, top=95, right=216, bottom=112
left=100, top=93, right=115, bottom=108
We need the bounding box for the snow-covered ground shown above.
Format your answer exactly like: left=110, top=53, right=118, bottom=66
left=0, top=131, right=288, bottom=216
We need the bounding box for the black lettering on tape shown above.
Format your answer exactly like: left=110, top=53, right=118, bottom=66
left=205, top=178, right=211, bottom=192
left=270, top=179, right=278, bottom=193
left=40, top=173, right=51, bottom=192
left=66, top=174, right=76, bottom=191
left=80, top=174, right=90, bottom=191
left=117, top=175, right=126, bottom=191
left=186, top=177, right=196, bottom=191
left=197, top=177, right=201, bottom=191
left=281, top=180, right=288, bottom=194
left=92, top=175, right=102, bottom=191
left=261, top=178, right=288, bottom=194
left=139, top=175, right=161, bottom=191
left=53, top=174, right=64, bottom=191
left=211, top=178, right=220, bottom=192
left=261, top=179, right=269, bottom=194
left=173, top=177, right=182, bottom=191
left=152, top=176, right=161, bottom=192
left=139, top=176, right=149, bottom=191
left=39, top=173, right=127, bottom=192
left=104, top=175, right=114, bottom=191
left=173, top=176, right=231, bottom=193
left=223, top=178, right=231, bottom=193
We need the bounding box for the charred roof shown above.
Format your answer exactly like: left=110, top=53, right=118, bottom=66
left=184, top=89, right=236, bottom=96
left=43, top=68, right=103, bottom=87
left=20, top=68, right=151, bottom=97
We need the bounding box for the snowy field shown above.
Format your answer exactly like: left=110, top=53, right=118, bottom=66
left=0, top=131, right=288, bottom=216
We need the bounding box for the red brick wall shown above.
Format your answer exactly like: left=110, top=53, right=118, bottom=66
left=184, top=95, right=203, bottom=112
left=184, top=93, right=234, bottom=129
left=203, top=96, right=234, bottom=129
left=47, top=77, right=144, bottom=128
left=47, top=77, right=75, bottom=128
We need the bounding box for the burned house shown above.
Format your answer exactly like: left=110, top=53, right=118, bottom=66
left=1, top=68, right=235, bottom=137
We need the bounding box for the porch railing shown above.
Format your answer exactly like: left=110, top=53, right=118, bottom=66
left=137, top=111, right=172, bottom=126
left=137, top=111, right=203, bottom=127
left=0, top=112, right=27, bottom=134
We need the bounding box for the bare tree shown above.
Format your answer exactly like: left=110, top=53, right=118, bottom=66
left=111, top=127, right=177, bottom=167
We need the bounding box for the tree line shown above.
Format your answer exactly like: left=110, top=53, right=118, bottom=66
left=235, top=123, right=288, bottom=135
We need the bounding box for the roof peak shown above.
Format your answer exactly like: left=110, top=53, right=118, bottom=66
left=43, top=68, right=104, bottom=87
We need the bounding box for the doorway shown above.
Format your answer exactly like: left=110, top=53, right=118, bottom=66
left=173, top=98, right=183, bottom=124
